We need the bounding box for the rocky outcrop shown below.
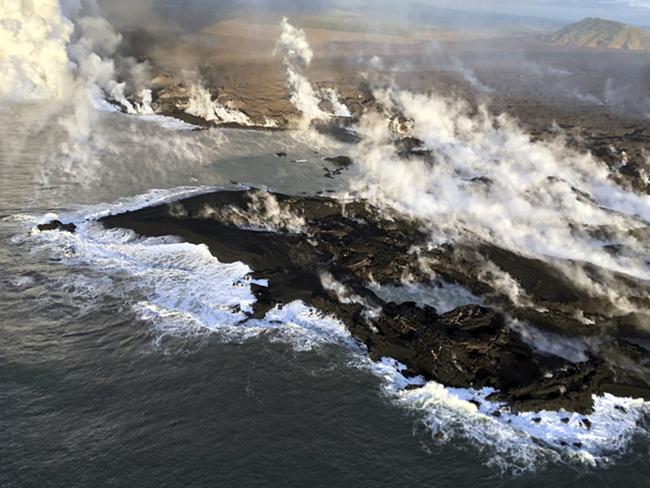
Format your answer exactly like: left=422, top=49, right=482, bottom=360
left=324, top=156, right=354, bottom=167
left=36, top=220, right=76, bottom=233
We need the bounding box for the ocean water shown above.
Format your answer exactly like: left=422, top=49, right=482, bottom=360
left=1, top=105, right=649, bottom=488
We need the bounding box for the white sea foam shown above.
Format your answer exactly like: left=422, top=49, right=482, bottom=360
left=23, top=193, right=353, bottom=353
left=374, top=357, right=649, bottom=472
left=8, top=5, right=648, bottom=469
left=28, top=216, right=260, bottom=333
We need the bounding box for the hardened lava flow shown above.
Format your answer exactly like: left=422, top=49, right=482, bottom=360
left=37, top=188, right=650, bottom=415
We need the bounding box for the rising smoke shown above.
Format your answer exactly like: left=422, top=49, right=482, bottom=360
left=0, top=0, right=150, bottom=105
left=275, top=17, right=327, bottom=128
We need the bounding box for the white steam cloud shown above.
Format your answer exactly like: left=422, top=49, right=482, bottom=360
left=0, top=0, right=171, bottom=182
left=198, top=191, right=307, bottom=235
left=348, top=87, right=650, bottom=319
left=275, top=18, right=350, bottom=129
left=275, top=17, right=326, bottom=128
left=0, top=0, right=74, bottom=101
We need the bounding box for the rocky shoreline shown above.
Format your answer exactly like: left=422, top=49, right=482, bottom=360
left=62, top=188, right=649, bottom=415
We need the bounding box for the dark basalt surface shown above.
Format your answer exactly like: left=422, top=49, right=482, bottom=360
left=85, top=190, right=650, bottom=413
left=324, top=155, right=354, bottom=167
left=36, top=220, right=76, bottom=233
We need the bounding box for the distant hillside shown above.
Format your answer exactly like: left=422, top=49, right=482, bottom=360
left=551, top=17, right=650, bottom=51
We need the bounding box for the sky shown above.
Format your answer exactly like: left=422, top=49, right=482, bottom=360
left=411, top=0, right=650, bottom=25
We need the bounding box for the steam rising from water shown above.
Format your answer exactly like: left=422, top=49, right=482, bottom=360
left=0, top=1, right=150, bottom=105
left=198, top=191, right=307, bottom=235
left=0, top=0, right=163, bottom=180
left=22, top=196, right=649, bottom=472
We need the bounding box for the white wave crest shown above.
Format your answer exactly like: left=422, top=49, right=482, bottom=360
left=374, top=357, right=649, bottom=473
